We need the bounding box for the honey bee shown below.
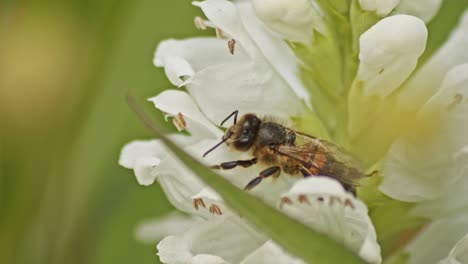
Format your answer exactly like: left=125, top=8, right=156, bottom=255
left=203, top=110, right=369, bottom=195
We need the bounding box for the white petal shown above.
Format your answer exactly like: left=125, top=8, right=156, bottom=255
left=399, top=11, right=468, bottom=108
left=184, top=60, right=303, bottom=125
left=133, top=157, right=161, bottom=186
left=134, top=212, right=197, bottom=243
left=158, top=235, right=194, bottom=264
left=381, top=65, right=468, bottom=201
left=154, top=38, right=247, bottom=86
left=191, top=255, right=228, bottom=264
left=241, top=240, right=305, bottom=264
left=439, top=233, right=468, bottom=264
left=357, top=15, right=427, bottom=97
left=411, top=148, right=468, bottom=218
left=187, top=0, right=304, bottom=123
left=279, top=177, right=382, bottom=264
left=406, top=214, right=468, bottom=264
left=193, top=0, right=259, bottom=58
left=148, top=90, right=222, bottom=138
left=119, top=140, right=162, bottom=169
left=395, top=0, right=442, bottom=23
left=157, top=216, right=266, bottom=264
left=251, top=0, right=323, bottom=43
left=119, top=138, right=209, bottom=213
left=119, top=140, right=165, bottom=185
left=235, top=1, right=312, bottom=107
left=359, top=0, right=400, bottom=17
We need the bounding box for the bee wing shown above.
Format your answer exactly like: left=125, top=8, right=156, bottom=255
left=295, top=132, right=365, bottom=169
left=278, top=132, right=365, bottom=186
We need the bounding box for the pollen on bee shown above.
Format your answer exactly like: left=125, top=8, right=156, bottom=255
left=172, top=112, right=187, bottom=131
left=194, top=16, right=207, bottom=30
left=446, top=93, right=463, bottom=111
left=228, top=39, right=236, bottom=55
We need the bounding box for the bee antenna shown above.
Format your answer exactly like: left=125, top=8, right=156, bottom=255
left=203, top=137, right=228, bottom=157
left=220, top=110, right=238, bottom=126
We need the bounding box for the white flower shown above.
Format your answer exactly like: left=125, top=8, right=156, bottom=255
left=120, top=0, right=468, bottom=263
left=357, top=14, right=427, bottom=97
left=150, top=178, right=380, bottom=264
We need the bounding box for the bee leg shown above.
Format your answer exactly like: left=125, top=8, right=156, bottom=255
left=211, top=158, right=257, bottom=170
left=297, top=166, right=313, bottom=177
left=244, top=166, right=281, bottom=191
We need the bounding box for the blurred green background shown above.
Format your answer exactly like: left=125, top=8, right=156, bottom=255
left=0, top=1, right=204, bottom=263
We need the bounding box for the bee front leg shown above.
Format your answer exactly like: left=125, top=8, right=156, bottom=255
left=297, top=166, right=313, bottom=177
left=244, top=166, right=281, bottom=191
left=210, top=158, right=257, bottom=170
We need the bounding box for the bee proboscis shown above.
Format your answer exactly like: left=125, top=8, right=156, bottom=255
left=203, top=111, right=370, bottom=195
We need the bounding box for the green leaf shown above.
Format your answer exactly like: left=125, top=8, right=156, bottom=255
left=128, top=97, right=366, bottom=264
left=418, top=0, right=468, bottom=68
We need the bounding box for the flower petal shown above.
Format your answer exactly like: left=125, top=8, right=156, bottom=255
left=193, top=0, right=259, bottom=58
left=235, top=1, right=312, bottom=106
left=381, top=64, right=468, bottom=201
left=439, top=233, right=468, bottom=264
left=119, top=138, right=208, bottom=213
left=279, top=177, right=382, bottom=264
left=395, top=0, right=442, bottom=23
left=240, top=240, right=305, bottom=264
left=154, top=37, right=247, bottom=86
left=134, top=212, right=197, bottom=243
left=184, top=59, right=304, bottom=125
left=157, top=235, right=230, bottom=264
left=411, top=148, right=468, bottom=218
left=357, top=14, right=427, bottom=97
left=399, top=11, right=468, bottom=108
left=406, top=214, right=468, bottom=264
left=359, top=0, right=400, bottom=17
left=179, top=1, right=304, bottom=125
left=157, top=235, right=194, bottom=264
left=251, top=0, right=324, bottom=44
left=119, top=140, right=164, bottom=185
left=157, top=215, right=266, bottom=264
left=148, top=90, right=222, bottom=138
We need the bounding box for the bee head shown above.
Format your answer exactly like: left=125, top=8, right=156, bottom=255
left=203, top=111, right=261, bottom=157
left=226, top=113, right=261, bottom=152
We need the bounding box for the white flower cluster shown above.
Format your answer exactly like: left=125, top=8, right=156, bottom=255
left=120, top=0, right=468, bottom=263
